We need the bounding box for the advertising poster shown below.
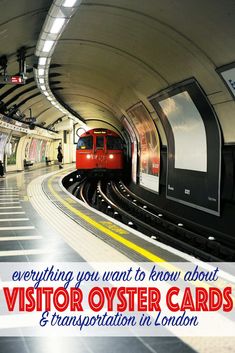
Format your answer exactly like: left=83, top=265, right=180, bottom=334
left=6, top=135, right=20, bottom=165
left=149, top=79, right=221, bottom=215
left=45, top=141, right=51, bottom=160
left=24, top=140, right=30, bottom=160
left=28, top=139, right=47, bottom=163
left=127, top=102, right=160, bottom=193
left=0, top=131, right=8, bottom=162
left=122, top=117, right=138, bottom=183
left=36, top=140, right=42, bottom=162
left=40, top=140, right=47, bottom=162
left=29, top=138, right=38, bottom=162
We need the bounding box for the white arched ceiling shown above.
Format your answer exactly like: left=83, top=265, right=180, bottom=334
left=1, top=0, right=235, bottom=141
left=0, top=0, right=56, bottom=125
left=49, top=0, right=235, bottom=141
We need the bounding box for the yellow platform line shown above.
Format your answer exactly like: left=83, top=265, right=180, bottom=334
left=47, top=173, right=235, bottom=297
left=48, top=174, right=165, bottom=263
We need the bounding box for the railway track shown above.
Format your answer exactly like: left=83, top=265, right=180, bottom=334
left=64, top=173, right=235, bottom=262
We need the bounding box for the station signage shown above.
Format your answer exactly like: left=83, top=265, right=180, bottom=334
left=0, top=119, right=29, bottom=133
left=25, top=117, right=36, bottom=123
left=0, top=75, right=25, bottom=84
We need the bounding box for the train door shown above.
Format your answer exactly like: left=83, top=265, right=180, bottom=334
left=95, top=135, right=106, bottom=169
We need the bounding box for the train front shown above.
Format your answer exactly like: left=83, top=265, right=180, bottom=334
left=76, top=129, right=124, bottom=175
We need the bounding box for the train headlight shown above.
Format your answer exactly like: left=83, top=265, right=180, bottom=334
left=109, top=154, right=114, bottom=159
left=86, top=154, right=91, bottom=159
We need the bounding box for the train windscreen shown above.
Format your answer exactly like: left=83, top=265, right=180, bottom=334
left=107, top=136, right=123, bottom=150
left=96, top=136, right=104, bottom=149
left=77, top=136, right=93, bottom=150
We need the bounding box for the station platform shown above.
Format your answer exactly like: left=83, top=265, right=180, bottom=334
left=0, top=165, right=234, bottom=353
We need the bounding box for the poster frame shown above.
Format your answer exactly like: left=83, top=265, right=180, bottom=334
left=149, top=78, right=222, bottom=216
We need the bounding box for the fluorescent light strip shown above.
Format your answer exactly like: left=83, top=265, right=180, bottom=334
left=63, top=0, right=77, bottom=7
left=50, top=18, right=65, bottom=34
left=34, top=0, right=84, bottom=125
left=38, top=68, right=45, bottom=76
left=42, top=40, right=54, bottom=52
left=39, top=57, right=47, bottom=65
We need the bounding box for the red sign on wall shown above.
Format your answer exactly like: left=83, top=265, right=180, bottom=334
left=0, top=75, right=25, bottom=84
left=10, top=76, right=24, bottom=84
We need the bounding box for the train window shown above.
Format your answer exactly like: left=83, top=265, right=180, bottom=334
left=107, top=136, right=123, bottom=150
left=96, top=136, right=104, bottom=149
left=77, top=136, right=93, bottom=150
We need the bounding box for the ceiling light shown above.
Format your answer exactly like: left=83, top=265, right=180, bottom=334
left=38, top=68, right=45, bottom=76
left=39, top=57, right=47, bottom=65
left=50, top=18, right=65, bottom=34
left=42, top=40, right=54, bottom=52
left=63, top=0, right=77, bottom=7
left=34, top=0, right=84, bottom=126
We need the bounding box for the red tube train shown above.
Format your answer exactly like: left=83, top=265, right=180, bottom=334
left=76, top=128, right=124, bottom=174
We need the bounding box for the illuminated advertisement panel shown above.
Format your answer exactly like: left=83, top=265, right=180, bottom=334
left=122, top=117, right=138, bottom=183
left=6, top=135, right=20, bottom=165
left=159, top=91, right=207, bottom=172
left=127, top=102, right=160, bottom=193
left=35, top=140, right=41, bottom=162
left=29, top=139, right=46, bottom=163
left=29, top=138, right=38, bottom=162
left=24, top=141, right=30, bottom=160
left=149, top=79, right=221, bottom=215
left=40, top=140, right=47, bottom=161
left=0, top=131, right=8, bottom=162
left=45, top=141, right=51, bottom=159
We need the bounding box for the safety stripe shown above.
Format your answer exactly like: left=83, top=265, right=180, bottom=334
left=45, top=171, right=235, bottom=300
left=48, top=175, right=165, bottom=263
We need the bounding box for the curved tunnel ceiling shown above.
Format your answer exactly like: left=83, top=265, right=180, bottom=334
left=0, top=0, right=235, bottom=141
